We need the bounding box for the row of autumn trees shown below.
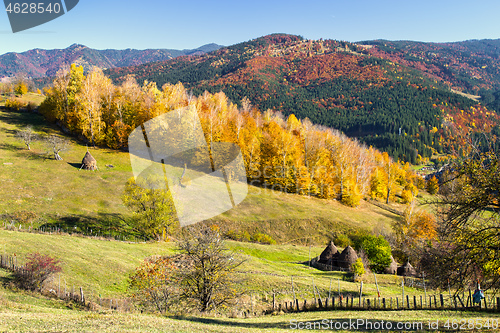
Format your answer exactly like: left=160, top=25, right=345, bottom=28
left=40, top=65, right=421, bottom=207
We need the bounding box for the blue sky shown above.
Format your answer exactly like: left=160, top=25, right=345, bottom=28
left=1, top=0, right=499, bottom=55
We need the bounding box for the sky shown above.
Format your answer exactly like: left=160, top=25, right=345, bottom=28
left=1, top=0, right=499, bottom=55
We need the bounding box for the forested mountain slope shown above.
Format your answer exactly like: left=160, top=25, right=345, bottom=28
left=106, top=34, right=500, bottom=162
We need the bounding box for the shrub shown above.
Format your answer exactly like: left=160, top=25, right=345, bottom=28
left=333, top=233, right=352, bottom=247
left=351, top=258, right=365, bottom=281
left=14, top=82, right=28, bottom=96
left=251, top=232, right=276, bottom=245
left=353, top=234, right=392, bottom=273
left=15, top=253, right=62, bottom=291
left=224, top=230, right=251, bottom=242
left=5, top=98, right=25, bottom=111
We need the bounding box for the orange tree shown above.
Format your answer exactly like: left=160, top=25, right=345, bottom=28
left=129, top=257, right=177, bottom=313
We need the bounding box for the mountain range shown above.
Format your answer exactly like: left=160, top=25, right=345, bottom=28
left=0, top=43, right=223, bottom=79
left=4, top=34, right=500, bottom=162
left=103, top=34, right=500, bottom=162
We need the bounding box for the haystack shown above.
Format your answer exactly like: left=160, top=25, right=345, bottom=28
left=81, top=151, right=97, bottom=170
left=338, top=245, right=358, bottom=270
left=319, top=241, right=339, bottom=264
left=397, top=261, right=417, bottom=277
left=384, top=256, right=398, bottom=275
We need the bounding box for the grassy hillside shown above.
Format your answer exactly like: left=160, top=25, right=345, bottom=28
left=1, top=282, right=498, bottom=333
left=0, top=99, right=498, bottom=332
left=0, top=221, right=498, bottom=332
left=0, top=106, right=401, bottom=244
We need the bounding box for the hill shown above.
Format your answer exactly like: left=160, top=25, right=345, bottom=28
left=105, top=34, right=500, bottom=163
left=0, top=104, right=401, bottom=245
left=0, top=43, right=223, bottom=79
left=359, top=39, right=500, bottom=93
left=0, top=230, right=497, bottom=332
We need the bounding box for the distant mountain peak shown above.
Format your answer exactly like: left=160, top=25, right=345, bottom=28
left=0, top=43, right=223, bottom=79
left=68, top=43, right=87, bottom=49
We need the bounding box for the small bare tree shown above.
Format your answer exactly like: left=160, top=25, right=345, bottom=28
left=45, top=135, right=69, bottom=160
left=16, top=125, right=37, bottom=150
left=177, top=225, right=245, bottom=313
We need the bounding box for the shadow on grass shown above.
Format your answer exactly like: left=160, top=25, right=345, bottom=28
left=173, top=316, right=290, bottom=330
left=39, top=212, right=133, bottom=238
left=0, top=271, right=15, bottom=287
left=67, top=162, right=82, bottom=170
left=0, top=142, right=24, bottom=151
left=175, top=315, right=430, bottom=331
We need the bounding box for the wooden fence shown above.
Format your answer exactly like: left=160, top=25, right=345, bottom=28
left=3, top=251, right=500, bottom=317
left=0, top=254, right=132, bottom=312
left=267, top=293, right=500, bottom=314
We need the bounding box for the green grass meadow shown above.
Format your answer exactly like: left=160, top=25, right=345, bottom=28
left=2, top=98, right=494, bottom=332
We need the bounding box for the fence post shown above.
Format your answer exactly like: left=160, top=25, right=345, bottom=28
left=440, top=294, right=444, bottom=308
left=315, top=285, right=323, bottom=308
left=457, top=295, right=465, bottom=308
left=272, top=293, right=276, bottom=311
left=359, top=281, right=363, bottom=308
left=406, top=295, right=410, bottom=309
left=383, top=298, right=386, bottom=309
left=401, top=279, right=405, bottom=308
left=413, top=295, right=417, bottom=309
left=312, top=277, right=317, bottom=307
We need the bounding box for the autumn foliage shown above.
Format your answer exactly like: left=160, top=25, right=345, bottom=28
left=15, top=253, right=62, bottom=291
left=40, top=65, right=421, bottom=207
left=129, top=257, right=177, bottom=313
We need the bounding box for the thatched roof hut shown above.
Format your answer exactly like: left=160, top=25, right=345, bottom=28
left=397, top=261, right=417, bottom=277
left=384, top=256, right=398, bottom=275
left=81, top=151, right=97, bottom=171
left=338, top=245, right=358, bottom=270
left=319, top=241, right=339, bottom=264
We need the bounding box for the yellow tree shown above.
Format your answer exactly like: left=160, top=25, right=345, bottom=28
left=381, top=152, right=400, bottom=204
left=427, top=176, right=439, bottom=194
left=77, top=68, right=109, bottom=146
left=326, top=131, right=358, bottom=204
left=370, top=166, right=388, bottom=200
left=239, top=114, right=262, bottom=181
left=393, top=203, right=437, bottom=259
